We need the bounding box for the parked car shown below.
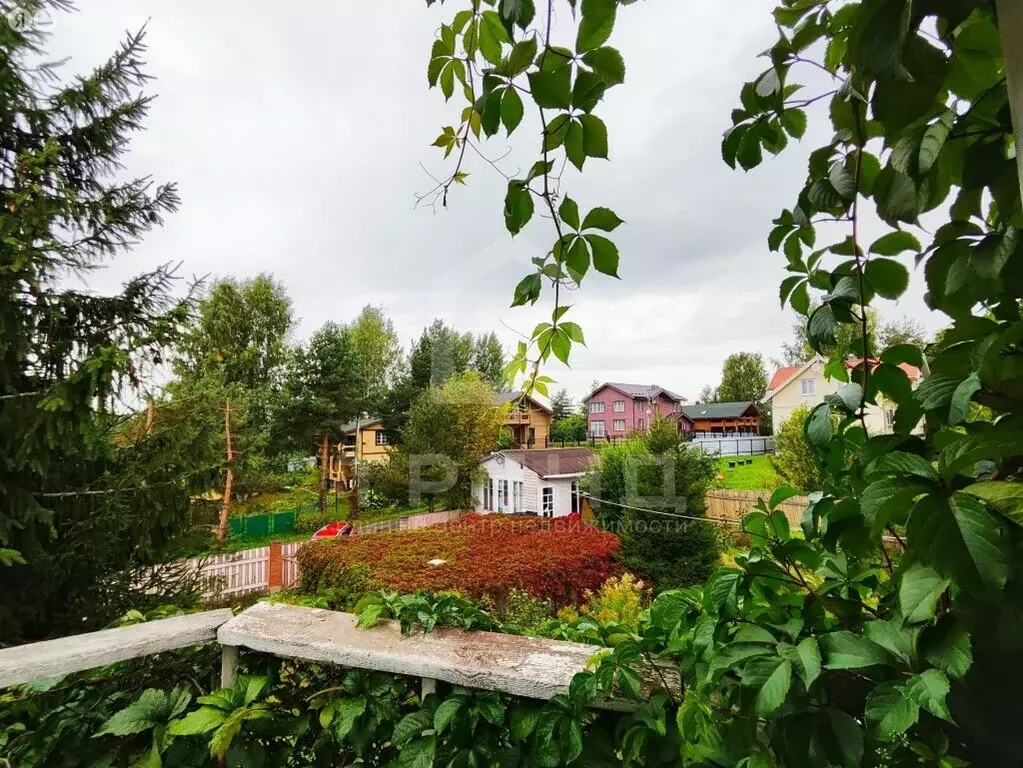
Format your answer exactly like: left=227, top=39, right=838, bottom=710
left=311, top=521, right=355, bottom=539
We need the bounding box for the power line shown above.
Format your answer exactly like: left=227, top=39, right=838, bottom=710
left=577, top=492, right=743, bottom=528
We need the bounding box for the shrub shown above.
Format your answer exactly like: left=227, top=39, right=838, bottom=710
left=479, top=587, right=554, bottom=633
left=579, top=572, right=649, bottom=630
left=768, top=404, right=822, bottom=492
left=293, top=512, right=334, bottom=535
left=297, top=514, right=620, bottom=606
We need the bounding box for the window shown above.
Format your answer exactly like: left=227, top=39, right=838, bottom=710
left=497, top=480, right=508, bottom=512
left=542, top=486, right=554, bottom=518
left=638, top=418, right=646, bottom=430
left=483, top=478, right=494, bottom=511
left=513, top=481, right=523, bottom=513
left=571, top=481, right=580, bottom=514
left=588, top=401, right=605, bottom=413
left=800, top=379, right=816, bottom=396
left=613, top=419, right=627, bottom=432
left=590, top=420, right=606, bottom=437
left=375, top=431, right=390, bottom=446
left=612, top=400, right=625, bottom=412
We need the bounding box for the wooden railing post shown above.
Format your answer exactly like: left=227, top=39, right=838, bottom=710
left=268, top=541, right=283, bottom=593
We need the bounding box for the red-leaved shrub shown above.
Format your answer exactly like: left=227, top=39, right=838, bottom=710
left=296, top=514, right=620, bottom=607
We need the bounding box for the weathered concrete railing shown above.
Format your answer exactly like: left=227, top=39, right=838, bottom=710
left=0, top=609, right=233, bottom=688
left=1, top=603, right=675, bottom=710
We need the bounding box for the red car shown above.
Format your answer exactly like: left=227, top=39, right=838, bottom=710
left=311, top=521, right=355, bottom=539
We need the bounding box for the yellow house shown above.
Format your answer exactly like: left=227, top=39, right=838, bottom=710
left=328, top=417, right=393, bottom=487
left=764, top=357, right=924, bottom=435
left=494, top=391, right=554, bottom=448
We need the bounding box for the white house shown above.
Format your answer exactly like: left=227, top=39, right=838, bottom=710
left=764, top=356, right=925, bottom=434
left=473, top=448, right=596, bottom=518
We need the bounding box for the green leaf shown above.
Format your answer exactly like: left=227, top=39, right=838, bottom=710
left=565, top=237, right=590, bottom=279
left=881, top=343, right=923, bottom=367
left=478, top=13, right=505, bottom=65
left=512, top=272, right=542, bottom=306
left=559, top=197, right=580, bottom=230
left=820, top=631, right=895, bottom=669
left=904, top=669, right=952, bottom=722
left=616, top=665, right=642, bottom=698
left=865, top=682, right=919, bottom=741
left=97, top=690, right=180, bottom=737
left=581, top=207, right=623, bottom=232
left=333, top=697, right=367, bottom=740
left=510, top=707, right=542, bottom=740
left=923, top=621, right=973, bottom=679
left=919, top=110, right=953, bottom=173
left=587, top=234, right=619, bottom=277
left=866, top=452, right=938, bottom=483
left=579, top=114, right=608, bottom=159
left=899, top=562, right=950, bottom=623
left=433, top=697, right=464, bottom=735
left=550, top=328, right=571, bottom=364
left=169, top=707, right=225, bottom=736
left=561, top=322, right=585, bottom=344
left=780, top=108, right=807, bottom=138
left=755, top=69, right=781, bottom=98
left=397, top=736, right=437, bottom=768
left=769, top=487, right=801, bottom=509
left=964, top=481, right=1023, bottom=526
left=582, top=46, right=625, bottom=85
left=572, top=69, right=606, bottom=113
left=356, top=603, right=384, bottom=629
left=805, top=404, right=833, bottom=447
left=392, top=710, right=433, bottom=745
left=504, top=182, right=534, bottom=236
left=796, top=637, right=822, bottom=688
left=576, top=0, right=616, bottom=52
left=507, top=37, right=537, bottom=74
left=907, top=492, right=1011, bottom=590
left=755, top=659, right=792, bottom=716
left=501, top=87, right=524, bottom=133
left=475, top=692, right=505, bottom=726
left=865, top=258, right=909, bottom=300
left=528, top=68, right=572, bottom=109
left=874, top=167, right=919, bottom=224
left=565, top=119, right=585, bottom=170
left=939, top=427, right=1023, bottom=478
left=736, top=127, right=763, bottom=170
left=948, top=372, right=981, bottom=426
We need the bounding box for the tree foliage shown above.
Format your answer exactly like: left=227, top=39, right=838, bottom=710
left=768, top=403, right=822, bottom=492
left=0, top=4, right=201, bottom=641
left=716, top=351, right=769, bottom=403
left=350, top=304, right=402, bottom=400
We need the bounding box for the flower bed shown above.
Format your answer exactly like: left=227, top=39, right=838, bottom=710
left=296, top=514, right=620, bottom=606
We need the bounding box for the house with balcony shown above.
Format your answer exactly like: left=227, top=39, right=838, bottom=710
left=582, top=382, right=688, bottom=438
left=681, top=401, right=762, bottom=435
left=494, top=391, right=553, bottom=448
left=328, top=417, right=393, bottom=487
left=764, top=356, right=924, bottom=434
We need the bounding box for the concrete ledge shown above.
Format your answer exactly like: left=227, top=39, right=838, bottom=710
left=219, top=603, right=677, bottom=708
left=0, top=609, right=234, bottom=689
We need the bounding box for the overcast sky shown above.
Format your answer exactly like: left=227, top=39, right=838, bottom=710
left=49, top=1, right=943, bottom=403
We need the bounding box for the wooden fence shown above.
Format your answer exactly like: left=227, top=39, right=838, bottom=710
left=171, top=510, right=464, bottom=600
left=705, top=489, right=808, bottom=527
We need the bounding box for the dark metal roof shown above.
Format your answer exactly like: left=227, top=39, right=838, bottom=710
left=585, top=382, right=685, bottom=402
left=681, top=402, right=760, bottom=420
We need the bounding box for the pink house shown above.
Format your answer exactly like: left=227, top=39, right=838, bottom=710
left=582, top=382, right=691, bottom=437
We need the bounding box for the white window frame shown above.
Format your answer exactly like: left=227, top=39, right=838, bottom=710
left=612, top=400, right=625, bottom=412
left=542, top=486, right=554, bottom=518
left=588, top=401, right=605, bottom=413
left=800, top=379, right=816, bottom=396
left=571, top=481, right=580, bottom=515
left=638, top=418, right=646, bottom=431
left=513, top=481, right=523, bottom=513
left=483, top=478, right=494, bottom=511
left=590, top=420, right=606, bottom=437
left=497, top=479, right=508, bottom=512
left=613, top=419, right=627, bottom=432
left=375, top=431, right=390, bottom=446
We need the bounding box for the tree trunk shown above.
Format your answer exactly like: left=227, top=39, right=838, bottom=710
left=997, top=0, right=1023, bottom=201
left=320, top=432, right=329, bottom=514
left=217, top=399, right=233, bottom=541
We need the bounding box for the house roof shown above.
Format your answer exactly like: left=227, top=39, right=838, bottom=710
left=768, top=365, right=802, bottom=391
left=492, top=390, right=553, bottom=414
left=681, top=402, right=760, bottom=420
left=584, top=382, right=685, bottom=403
left=340, top=417, right=383, bottom=434
left=492, top=447, right=598, bottom=478
left=765, top=357, right=924, bottom=402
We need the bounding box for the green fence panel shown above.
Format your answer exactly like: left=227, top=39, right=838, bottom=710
left=272, top=510, right=297, bottom=535
left=229, top=517, right=245, bottom=538
left=244, top=514, right=271, bottom=539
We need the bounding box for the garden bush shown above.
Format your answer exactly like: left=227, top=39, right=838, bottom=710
left=768, top=403, right=823, bottom=493
left=297, top=514, right=620, bottom=606
left=292, top=511, right=333, bottom=535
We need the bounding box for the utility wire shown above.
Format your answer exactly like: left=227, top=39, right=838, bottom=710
left=577, top=492, right=743, bottom=527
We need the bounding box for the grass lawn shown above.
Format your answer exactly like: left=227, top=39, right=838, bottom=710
left=712, top=454, right=781, bottom=492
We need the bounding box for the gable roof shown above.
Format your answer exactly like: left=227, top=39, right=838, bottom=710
left=340, top=417, right=383, bottom=434
left=681, top=402, right=760, bottom=420
left=487, top=447, right=597, bottom=478
left=493, top=390, right=553, bottom=414
left=584, top=382, right=685, bottom=403
left=765, top=357, right=924, bottom=402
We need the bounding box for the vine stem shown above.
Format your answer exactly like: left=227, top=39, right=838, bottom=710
left=850, top=103, right=870, bottom=435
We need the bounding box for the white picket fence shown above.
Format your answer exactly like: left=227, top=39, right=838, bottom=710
left=167, top=510, right=463, bottom=600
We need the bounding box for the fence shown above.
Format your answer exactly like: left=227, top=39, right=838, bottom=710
left=690, top=435, right=774, bottom=456
left=705, top=489, right=807, bottom=527
left=176, top=510, right=464, bottom=600
left=228, top=508, right=298, bottom=540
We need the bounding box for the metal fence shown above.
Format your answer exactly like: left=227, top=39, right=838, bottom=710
left=689, top=435, right=774, bottom=456
left=228, top=509, right=298, bottom=540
